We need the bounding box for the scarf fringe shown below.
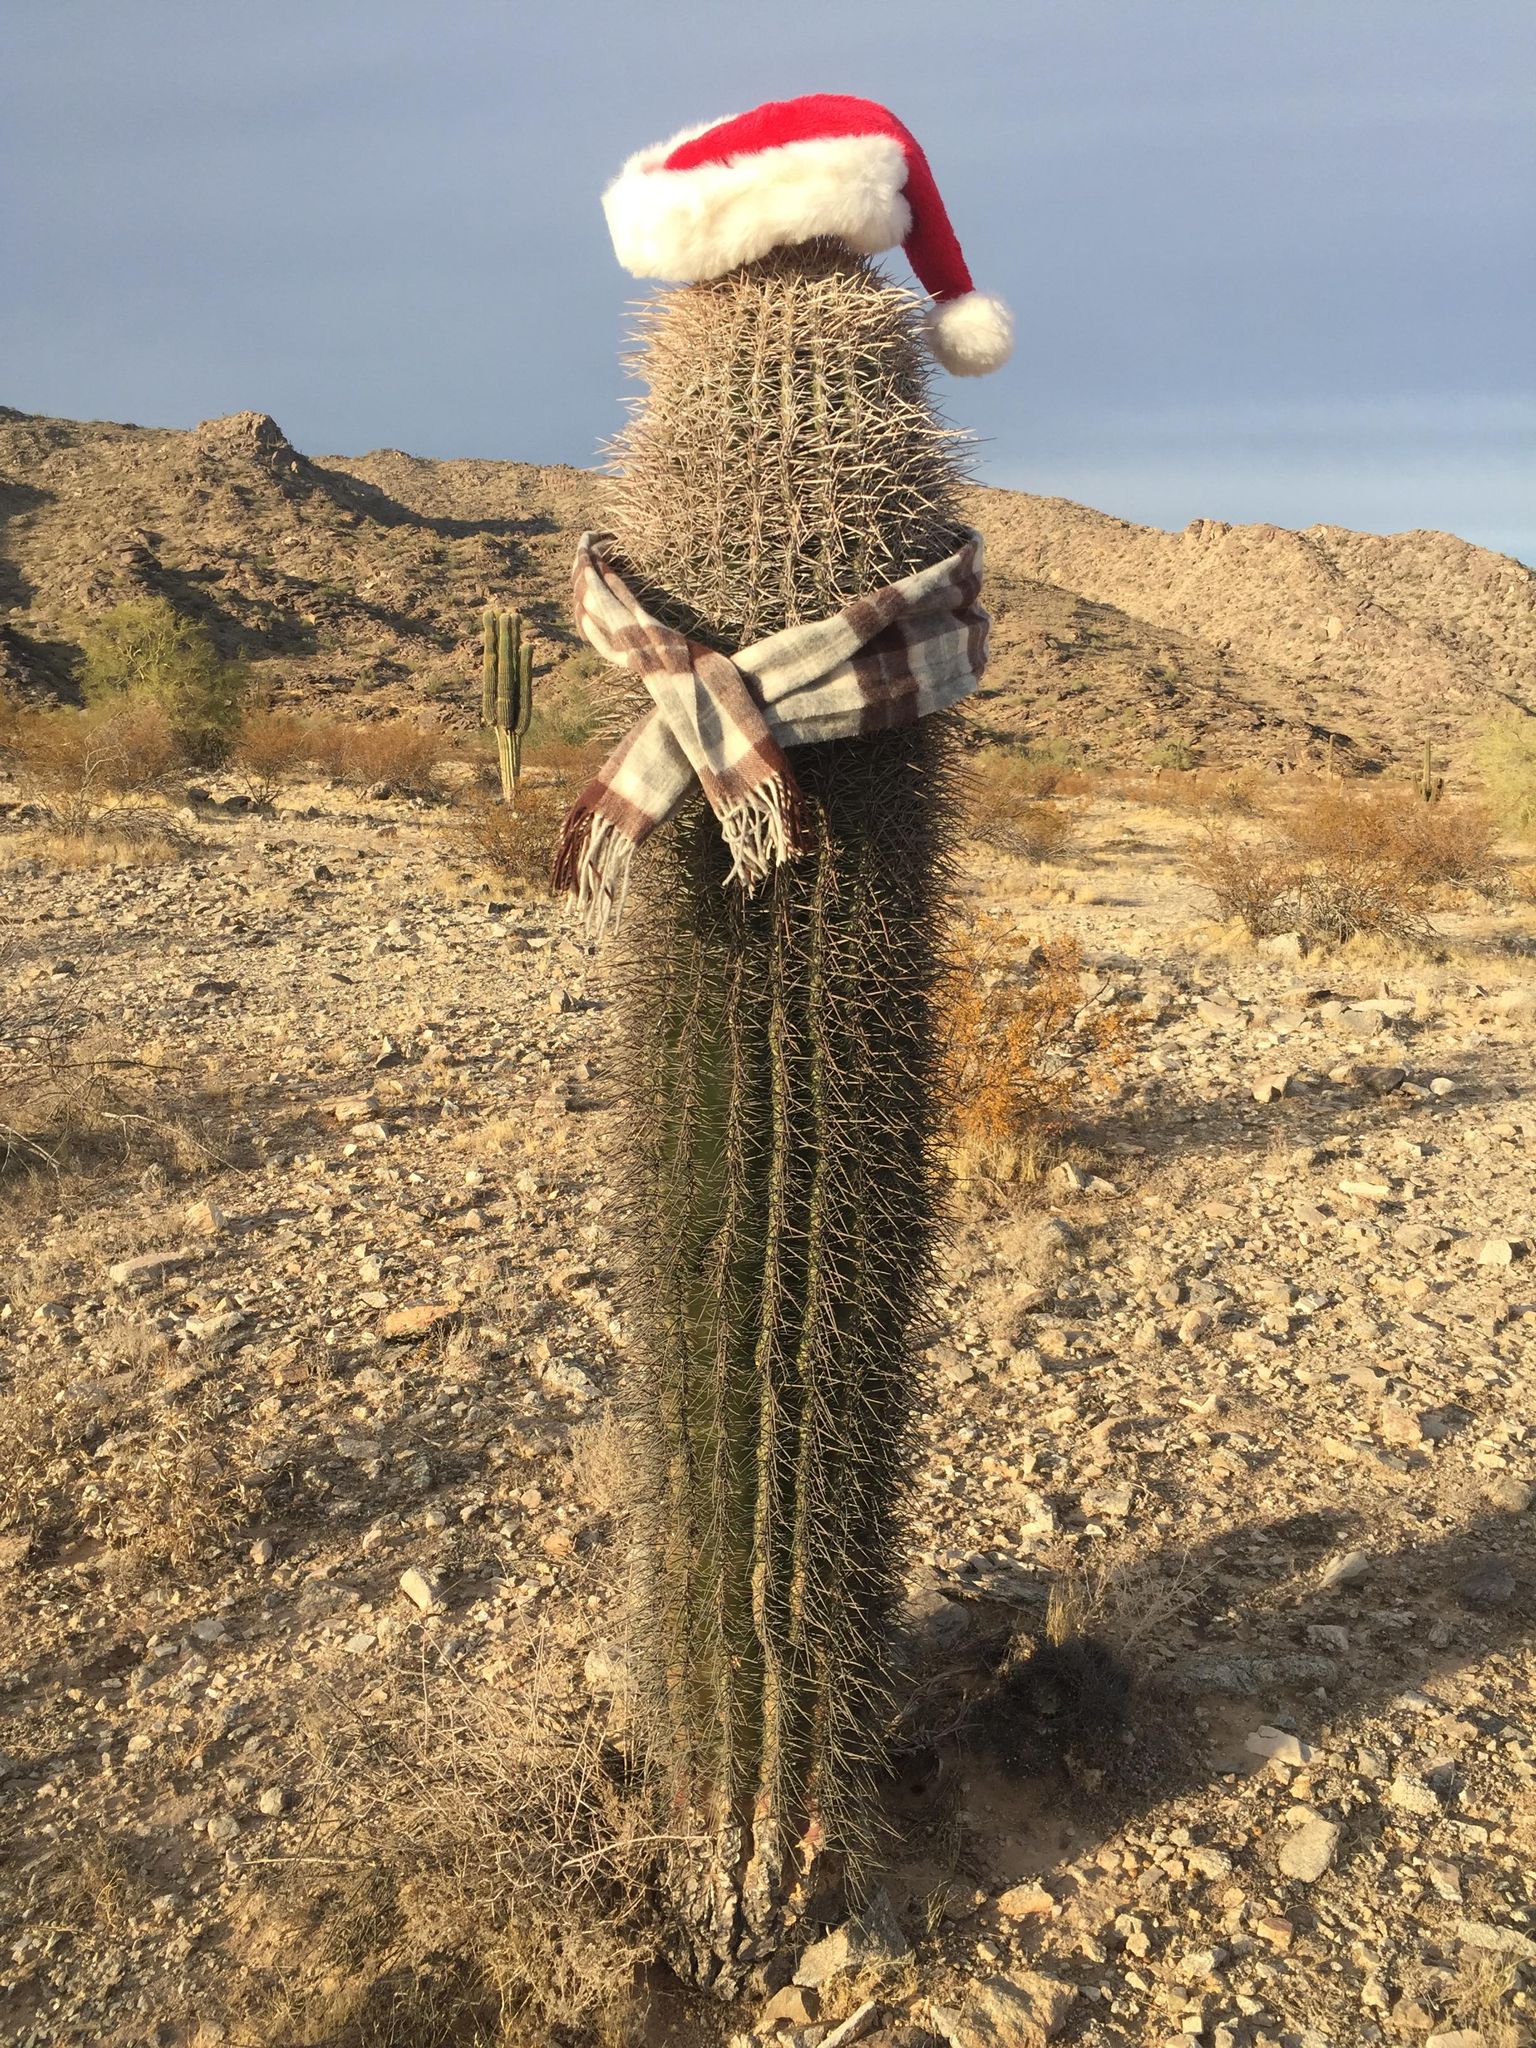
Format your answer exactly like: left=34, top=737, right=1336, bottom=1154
left=719, top=774, right=812, bottom=893
left=552, top=805, right=636, bottom=941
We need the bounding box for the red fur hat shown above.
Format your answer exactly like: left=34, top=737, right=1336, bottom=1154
left=602, top=93, right=1013, bottom=377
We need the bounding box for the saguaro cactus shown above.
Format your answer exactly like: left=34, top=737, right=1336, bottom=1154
left=480, top=604, right=534, bottom=803
left=607, top=242, right=967, bottom=1989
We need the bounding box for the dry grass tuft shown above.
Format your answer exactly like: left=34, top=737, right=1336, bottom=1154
left=0, top=1342, right=257, bottom=1571
left=235, top=1653, right=678, bottom=2046
left=941, top=920, right=1135, bottom=1181
left=0, top=948, right=222, bottom=1184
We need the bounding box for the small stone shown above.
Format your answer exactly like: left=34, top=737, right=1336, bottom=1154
left=107, top=1250, right=193, bottom=1289
left=1388, top=1775, right=1440, bottom=1816
left=996, top=1881, right=1055, bottom=1920
left=1245, top=1726, right=1318, bottom=1767
left=1178, top=1307, right=1214, bottom=1345
left=332, top=1095, right=379, bottom=1123
left=206, top=1813, right=240, bottom=1846
left=948, top=1970, right=1075, bottom=2048
left=1477, top=1238, right=1523, bottom=1267
left=1428, top=1076, right=1456, bottom=1096
left=1456, top=1559, right=1516, bottom=1609
left=1484, top=1474, right=1533, bottom=1514
left=257, top=1787, right=286, bottom=1817
left=1425, top=2032, right=1485, bottom=2048
left=1254, top=1914, right=1293, bottom=1950
left=184, top=1199, right=227, bottom=1237
left=1185, top=1847, right=1233, bottom=1881
left=583, top=1640, right=629, bottom=1696
left=249, top=1537, right=274, bottom=1567
left=381, top=1302, right=459, bottom=1339
left=1276, top=1816, right=1340, bottom=1881
left=1376, top=1401, right=1425, bottom=1448
left=1362, top=1065, right=1407, bottom=1097
left=1319, top=1548, right=1370, bottom=1588
left=759, top=1983, right=820, bottom=2028
left=794, top=1893, right=909, bottom=1990
left=398, top=1567, right=441, bottom=1614
left=821, top=2000, right=883, bottom=2048
left=1424, top=1856, right=1462, bottom=1902
left=1251, top=1075, right=1293, bottom=1104
left=1455, top=1918, right=1536, bottom=1960
left=1338, top=1179, right=1392, bottom=1200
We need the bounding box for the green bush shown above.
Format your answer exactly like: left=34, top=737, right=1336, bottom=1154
left=1476, top=710, right=1536, bottom=833
left=79, top=598, right=245, bottom=765
left=1148, top=737, right=1198, bottom=771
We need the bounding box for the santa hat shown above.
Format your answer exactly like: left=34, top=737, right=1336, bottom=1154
left=602, top=93, right=1013, bottom=377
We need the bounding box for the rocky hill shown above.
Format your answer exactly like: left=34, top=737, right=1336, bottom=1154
left=3, top=405, right=1532, bottom=768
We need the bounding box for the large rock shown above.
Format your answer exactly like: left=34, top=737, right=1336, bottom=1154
left=794, top=1892, right=909, bottom=1989
left=941, top=1971, right=1074, bottom=2047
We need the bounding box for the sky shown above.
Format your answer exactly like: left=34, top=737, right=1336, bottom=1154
left=3, top=1, right=1534, bottom=561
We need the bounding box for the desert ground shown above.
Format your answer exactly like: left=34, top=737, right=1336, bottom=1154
left=2, top=756, right=1533, bottom=2048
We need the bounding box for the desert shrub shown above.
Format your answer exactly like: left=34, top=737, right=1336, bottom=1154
left=1147, top=737, right=1198, bottom=771
left=1113, top=763, right=1267, bottom=815
left=941, top=921, right=1134, bottom=1180
left=1190, top=817, right=1434, bottom=946
left=229, top=706, right=315, bottom=804
left=6, top=697, right=181, bottom=835
left=79, top=597, right=245, bottom=764
left=459, top=774, right=576, bottom=892
left=966, top=751, right=1080, bottom=861
left=1279, top=785, right=1505, bottom=896
left=1476, top=709, right=1536, bottom=833
left=308, top=715, right=446, bottom=798
left=1187, top=825, right=1301, bottom=939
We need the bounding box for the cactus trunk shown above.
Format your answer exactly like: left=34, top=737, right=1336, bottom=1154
left=607, top=243, right=965, bottom=1990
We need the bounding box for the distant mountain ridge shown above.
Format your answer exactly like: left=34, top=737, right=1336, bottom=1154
left=2, top=407, right=1531, bottom=767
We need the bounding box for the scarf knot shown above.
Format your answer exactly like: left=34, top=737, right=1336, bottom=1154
left=554, top=530, right=988, bottom=938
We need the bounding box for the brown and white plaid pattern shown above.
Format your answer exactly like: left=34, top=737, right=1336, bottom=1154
left=553, top=529, right=988, bottom=937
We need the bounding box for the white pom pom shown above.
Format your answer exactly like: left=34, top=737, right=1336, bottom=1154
left=925, top=291, right=1014, bottom=376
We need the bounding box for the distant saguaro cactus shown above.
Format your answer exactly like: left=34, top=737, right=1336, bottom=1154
left=607, top=242, right=966, bottom=1990
left=480, top=605, right=534, bottom=803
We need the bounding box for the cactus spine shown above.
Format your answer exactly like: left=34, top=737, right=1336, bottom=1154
left=480, top=605, right=534, bottom=802
left=607, top=243, right=965, bottom=1990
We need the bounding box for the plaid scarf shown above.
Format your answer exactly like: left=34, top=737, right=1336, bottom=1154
left=553, top=529, right=988, bottom=937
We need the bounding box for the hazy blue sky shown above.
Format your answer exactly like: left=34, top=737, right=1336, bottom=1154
left=4, top=2, right=1533, bottom=559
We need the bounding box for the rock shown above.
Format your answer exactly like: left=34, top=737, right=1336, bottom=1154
left=1428, top=1075, right=1456, bottom=1096
left=249, top=1537, right=274, bottom=1567
left=1259, top=931, right=1309, bottom=963
left=822, top=2001, right=883, bottom=2047
left=1362, top=1065, right=1407, bottom=1096
left=1052, top=1161, right=1088, bottom=1193
left=996, top=1881, right=1055, bottom=1920
left=1338, top=1179, right=1392, bottom=1200
left=1319, top=1548, right=1370, bottom=1588
left=1491, top=986, right=1536, bottom=1017
left=107, top=1250, right=194, bottom=1289
left=945, top=1970, right=1074, bottom=2048
left=1251, top=1074, right=1294, bottom=1104
left=206, top=1813, right=240, bottom=1847
left=1186, top=1846, right=1233, bottom=1880
left=1455, top=1918, right=1536, bottom=1960
left=1254, top=1914, right=1293, bottom=1950
left=1456, top=1559, right=1516, bottom=1609
left=1477, top=1237, right=1523, bottom=1266
left=257, top=1787, right=286, bottom=1817
left=759, top=1983, right=820, bottom=2028
left=582, top=1640, right=629, bottom=1696
left=1177, top=1307, right=1214, bottom=1345
left=398, top=1568, right=441, bottom=1615
left=794, top=1893, right=909, bottom=1989
left=331, top=1094, right=379, bottom=1123
left=1376, top=1401, right=1426, bottom=1447
left=1484, top=1474, right=1533, bottom=1514
left=1276, top=1816, right=1340, bottom=1881
left=184, top=1199, right=227, bottom=1237
left=1388, top=1775, right=1440, bottom=1817
left=1425, top=2032, right=1485, bottom=2048
left=1245, top=1726, right=1318, bottom=1767
left=380, top=1302, right=459, bottom=1339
